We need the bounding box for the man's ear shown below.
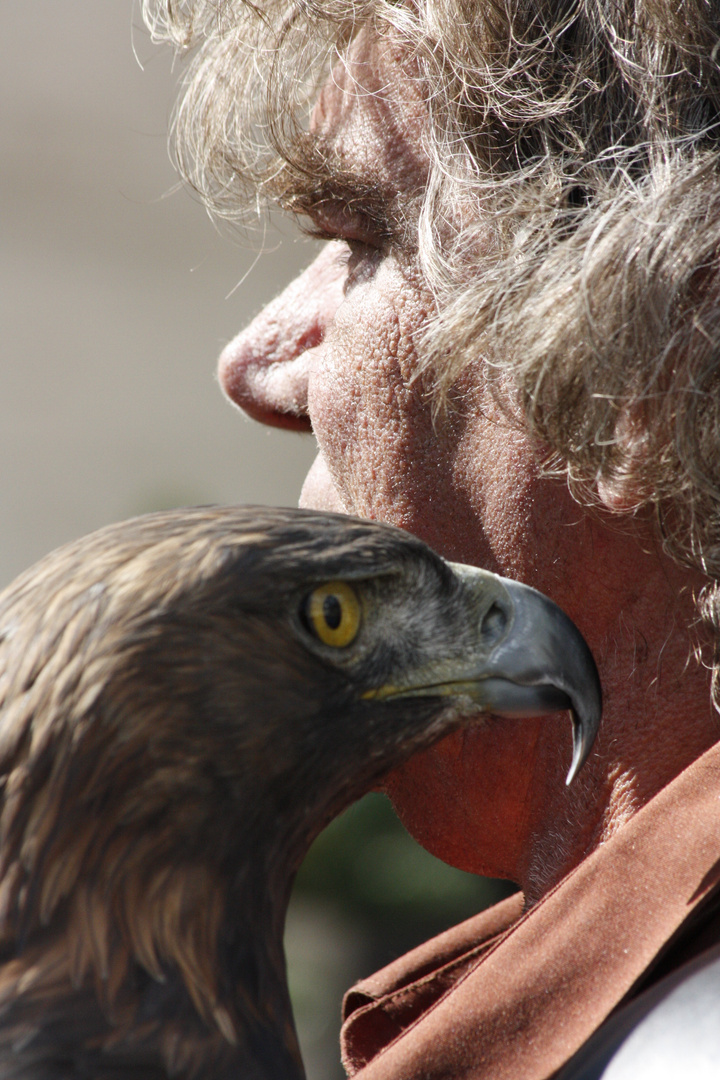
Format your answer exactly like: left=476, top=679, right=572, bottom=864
left=595, top=403, right=651, bottom=513
left=597, top=474, right=644, bottom=512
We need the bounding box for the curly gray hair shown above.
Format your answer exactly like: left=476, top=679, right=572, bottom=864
left=142, top=0, right=720, bottom=696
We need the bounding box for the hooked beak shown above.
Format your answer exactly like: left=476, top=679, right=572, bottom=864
left=365, top=563, right=602, bottom=785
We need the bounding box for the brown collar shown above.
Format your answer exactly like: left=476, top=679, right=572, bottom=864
left=342, top=741, right=720, bottom=1079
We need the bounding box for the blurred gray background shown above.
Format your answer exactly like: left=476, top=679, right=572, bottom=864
left=1, top=0, right=316, bottom=590
left=2, top=7, right=513, bottom=1079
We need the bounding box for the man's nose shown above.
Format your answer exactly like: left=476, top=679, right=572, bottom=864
left=218, top=241, right=348, bottom=431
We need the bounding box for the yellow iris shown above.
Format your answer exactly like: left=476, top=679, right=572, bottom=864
left=306, top=581, right=361, bottom=648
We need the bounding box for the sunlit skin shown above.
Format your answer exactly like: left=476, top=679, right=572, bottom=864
left=218, top=32, right=718, bottom=901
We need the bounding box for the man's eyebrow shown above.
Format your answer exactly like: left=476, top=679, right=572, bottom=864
left=269, top=156, right=408, bottom=242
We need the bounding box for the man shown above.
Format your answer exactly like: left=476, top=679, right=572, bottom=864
left=145, top=0, right=720, bottom=1074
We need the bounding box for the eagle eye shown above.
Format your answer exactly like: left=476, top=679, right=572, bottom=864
left=303, top=581, right=361, bottom=648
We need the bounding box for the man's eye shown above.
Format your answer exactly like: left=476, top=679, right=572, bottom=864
left=343, top=241, right=383, bottom=291
left=303, top=204, right=392, bottom=251
left=299, top=215, right=385, bottom=290
left=304, top=222, right=382, bottom=251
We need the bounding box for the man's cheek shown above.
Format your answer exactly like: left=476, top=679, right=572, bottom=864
left=305, top=352, right=361, bottom=505
left=307, top=335, right=394, bottom=473
left=306, top=265, right=436, bottom=517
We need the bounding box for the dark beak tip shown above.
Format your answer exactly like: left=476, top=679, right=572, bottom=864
left=565, top=692, right=602, bottom=786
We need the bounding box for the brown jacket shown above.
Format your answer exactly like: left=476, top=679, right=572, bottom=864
left=341, top=740, right=720, bottom=1079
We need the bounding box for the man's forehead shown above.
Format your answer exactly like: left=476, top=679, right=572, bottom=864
left=310, top=30, right=428, bottom=191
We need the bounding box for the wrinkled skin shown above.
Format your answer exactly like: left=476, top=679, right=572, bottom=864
left=218, top=32, right=717, bottom=898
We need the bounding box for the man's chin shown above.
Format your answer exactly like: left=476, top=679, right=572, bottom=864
left=299, top=453, right=348, bottom=513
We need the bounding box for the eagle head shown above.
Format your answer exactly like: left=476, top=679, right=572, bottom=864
left=0, top=507, right=601, bottom=1080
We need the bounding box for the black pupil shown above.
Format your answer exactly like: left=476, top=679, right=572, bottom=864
left=323, top=594, right=342, bottom=630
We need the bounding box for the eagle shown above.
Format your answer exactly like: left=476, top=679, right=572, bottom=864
left=0, top=506, right=601, bottom=1080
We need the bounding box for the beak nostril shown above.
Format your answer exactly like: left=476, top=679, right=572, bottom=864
left=481, top=602, right=507, bottom=644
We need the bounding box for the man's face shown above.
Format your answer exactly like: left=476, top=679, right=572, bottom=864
left=216, top=32, right=664, bottom=881
left=220, top=33, right=566, bottom=577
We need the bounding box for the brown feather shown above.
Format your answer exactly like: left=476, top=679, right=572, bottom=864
left=0, top=505, right=593, bottom=1080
